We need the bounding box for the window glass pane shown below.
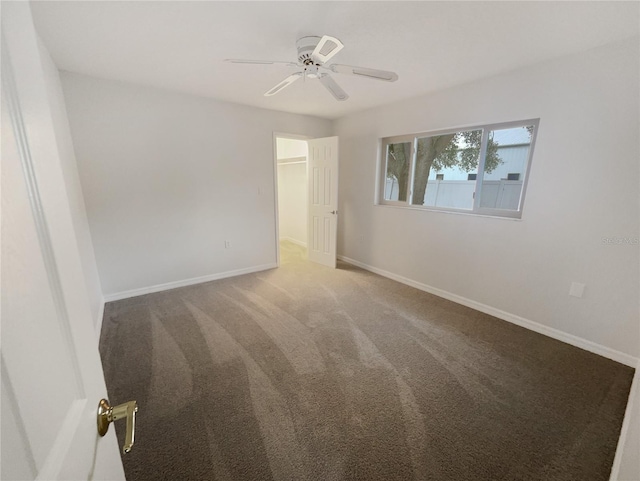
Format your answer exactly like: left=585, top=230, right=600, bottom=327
left=411, top=129, right=482, bottom=209
left=384, top=142, right=411, bottom=201
left=480, top=126, right=533, bottom=210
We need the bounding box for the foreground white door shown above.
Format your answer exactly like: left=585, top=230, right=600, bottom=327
left=1, top=3, right=125, bottom=480
left=307, top=136, right=339, bottom=268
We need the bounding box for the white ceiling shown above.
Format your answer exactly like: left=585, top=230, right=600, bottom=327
left=31, top=1, right=639, bottom=120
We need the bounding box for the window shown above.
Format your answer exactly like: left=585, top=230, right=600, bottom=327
left=382, top=139, right=412, bottom=202
left=379, top=119, right=538, bottom=218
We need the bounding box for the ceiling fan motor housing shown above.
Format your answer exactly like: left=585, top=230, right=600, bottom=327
left=296, top=36, right=323, bottom=65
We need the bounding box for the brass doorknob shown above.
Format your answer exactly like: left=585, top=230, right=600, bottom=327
left=97, top=399, right=138, bottom=453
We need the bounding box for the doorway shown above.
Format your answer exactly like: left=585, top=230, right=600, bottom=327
left=274, top=135, right=309, bottom=264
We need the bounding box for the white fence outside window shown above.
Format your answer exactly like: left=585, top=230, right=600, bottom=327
left=385, top=179, right=523, bottom=211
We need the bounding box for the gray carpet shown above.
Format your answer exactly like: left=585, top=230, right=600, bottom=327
left=99, top=242, right=634, bottom=481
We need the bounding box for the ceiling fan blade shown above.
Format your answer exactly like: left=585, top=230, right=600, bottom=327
left=319, top=73, right=348, bottom=101
left=225, top=59, right=299, bottom=67
left=310, top=35, right=344, bottom=65
left=328, top=64, right=398, bottom=82
left=264, top=72, right=303, bottom=96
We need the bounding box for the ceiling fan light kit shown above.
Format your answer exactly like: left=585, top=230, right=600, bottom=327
left=225, top=35, right=398, bottom=101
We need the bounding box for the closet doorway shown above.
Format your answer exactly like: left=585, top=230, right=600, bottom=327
left=274, top=135, right=309, bottom=264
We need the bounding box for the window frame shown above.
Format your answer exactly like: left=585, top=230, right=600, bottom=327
left=377, top=118, right=539, bottom=219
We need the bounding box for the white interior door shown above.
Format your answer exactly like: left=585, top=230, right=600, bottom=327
left=307, top=136, right=339, bottom=268
left=1, top=3, right=125, bottom=480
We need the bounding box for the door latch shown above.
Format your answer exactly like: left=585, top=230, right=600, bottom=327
left=97, top=399, right=138, bottom=453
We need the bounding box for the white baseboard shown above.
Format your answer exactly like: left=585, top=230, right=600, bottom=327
left=610, top=363, right=640, bottom=480
left=279, top=236, right=307, bottom=248
left=338, top=255, right=639, bottom=367
left=103, top=263, right=278, bottom=302
left=95, top=297, right=105, bottom=342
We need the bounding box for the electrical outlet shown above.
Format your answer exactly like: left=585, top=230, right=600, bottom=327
left=569, top=282, right=585, bottom=298
left=224, top=240, right=231, bottom=249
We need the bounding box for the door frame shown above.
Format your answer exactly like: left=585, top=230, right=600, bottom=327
left=271, top=132, right=310, bottom=267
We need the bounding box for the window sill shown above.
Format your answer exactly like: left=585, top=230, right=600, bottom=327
left=374, top=202, right=523, bottom=221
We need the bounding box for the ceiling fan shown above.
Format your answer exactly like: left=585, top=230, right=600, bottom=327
left=225, top=35, right=398, bottom=101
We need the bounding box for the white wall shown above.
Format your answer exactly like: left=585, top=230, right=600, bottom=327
left=61, top=72, right=331, bottom=296
left=335, top=37, right=640, bottom=360
left=277, top=137, right=308, bottom=160
left=277, top=163, right=308, bottom=246
left=277, top=138, right=308, bottom=246
left=38, top=38, right=104, bottom=331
